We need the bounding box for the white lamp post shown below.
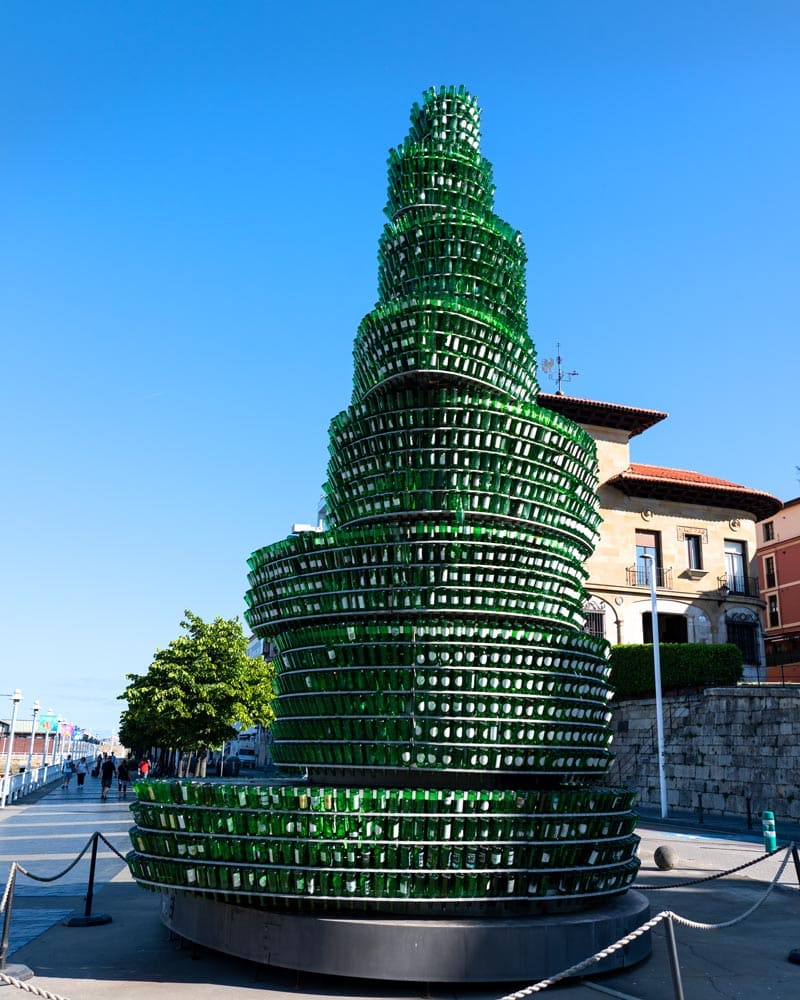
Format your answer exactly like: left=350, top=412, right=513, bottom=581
left=26, top=700, right=41, bottom=791
left=641, top=554, right=668, bottom=819
left=1, top=689, right=23, bottom=809
left=26, top=700, right=41, bottom=771
left=52, top=716, right=64, bottom=765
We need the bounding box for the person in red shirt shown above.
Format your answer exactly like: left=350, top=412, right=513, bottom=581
left=138, top=758, right=150, bottom=779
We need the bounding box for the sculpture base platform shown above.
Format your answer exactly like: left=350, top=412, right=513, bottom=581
left=160, top=890, right=651, bottom=983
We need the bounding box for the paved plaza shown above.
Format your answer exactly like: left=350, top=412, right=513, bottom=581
left=2, top=781, right=800, bottom=999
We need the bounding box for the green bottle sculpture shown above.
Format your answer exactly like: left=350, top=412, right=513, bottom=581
left=127, top=86, right=640, bottom=914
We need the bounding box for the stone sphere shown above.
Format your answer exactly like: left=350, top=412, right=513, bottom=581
left=654, top=845, right=679, bottom=871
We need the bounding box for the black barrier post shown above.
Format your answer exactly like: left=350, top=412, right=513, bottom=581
left=791, top=844, right=800, bottom=889
left=65, top=832, right=112, bottom=927
left=664, top=915, right=686, bottom=1000
left=0, top=865, right=16, bottom=969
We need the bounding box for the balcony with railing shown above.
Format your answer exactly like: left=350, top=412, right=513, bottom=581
left=626, top=564, right=673, bottom=589
left=765, top=645, right=800, bottom=668
left=718, top=574, right=760, bottom=599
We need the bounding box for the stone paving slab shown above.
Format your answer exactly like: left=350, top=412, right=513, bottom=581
left=4, top=909, right=74, bottom=955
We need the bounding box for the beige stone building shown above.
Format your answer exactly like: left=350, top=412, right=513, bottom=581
left=540, top=393, right=782, bottom=679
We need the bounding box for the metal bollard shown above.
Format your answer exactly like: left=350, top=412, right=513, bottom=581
left=64, top=832, right=112, bottom=927
left=762, top=810, right=777, bottom=852
left=664, top=914, right=686, bottom=1000
left=791, top=844, right=800, bottom=888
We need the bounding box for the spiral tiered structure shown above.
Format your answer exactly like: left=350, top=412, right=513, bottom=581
left=127, top=86, right=639, bottom=915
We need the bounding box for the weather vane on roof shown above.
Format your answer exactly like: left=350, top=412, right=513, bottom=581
left=540, top=343, right=579, bottom=395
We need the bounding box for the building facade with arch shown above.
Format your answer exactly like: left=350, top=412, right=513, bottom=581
left=539, top=393, right=782, bottom=680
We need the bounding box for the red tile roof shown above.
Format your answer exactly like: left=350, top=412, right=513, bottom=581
left=606, top=464, right=782, bottom=520
left=628, top=464, right=748, bottom=489
left=538, top=394, right=667, bottom=438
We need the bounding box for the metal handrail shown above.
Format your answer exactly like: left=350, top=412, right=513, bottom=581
left=0, top=763, right=62, bottom=807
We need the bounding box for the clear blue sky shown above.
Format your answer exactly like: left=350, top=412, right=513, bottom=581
left=2, top=2, right=797, bottom=737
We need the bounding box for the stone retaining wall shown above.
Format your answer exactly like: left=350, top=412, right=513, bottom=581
left=608, top=687, right=800, bottom=825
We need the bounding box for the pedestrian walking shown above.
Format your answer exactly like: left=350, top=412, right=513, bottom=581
left=100, top=754, right=117, bottom=801
left=75, top=756, right=88, bottom=790
left=139, top=757, right=150, bottom=779
left=117, top=759, right=131, bottom=799
left=61, top=755, right=75, bottom=790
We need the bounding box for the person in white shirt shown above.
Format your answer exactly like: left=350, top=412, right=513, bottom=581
left=75, top=756, right=88, bottom=790
left=61, top=755, right=75, bottom=790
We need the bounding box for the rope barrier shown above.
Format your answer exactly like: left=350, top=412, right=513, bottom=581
left=667, top=844, right=793, bottom=931
left=96, top=832, right=130, bottom=864
left=497, top=844, right=796, bottom=998
left=14, top=836, right=96, bottom=884
left=636, top=841, right=789, bottom=891
left=0, top=970, right=73, bottom=1000
left=499, top=911, right=666, bottom=997
left=9, top=832, right=127, bottom=887
left=1, top=864, right=16, bottom=917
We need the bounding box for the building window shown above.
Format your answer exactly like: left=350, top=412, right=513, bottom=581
left=763, top=521, right=774, bottom=542
left=726, top=619, right=758, bottom=664
left=686, top=534, right=703, bottom=570
left=643, top=612, right=688, bottom=644
left=768, top=594, right=780, bottom=629
left=583, top=607, right=606, bottom=639
left=724, top=539, right=747, bottom=594
left=635, top=530, right=661, bottom=586
left=765, top=556, right=776, bottom=590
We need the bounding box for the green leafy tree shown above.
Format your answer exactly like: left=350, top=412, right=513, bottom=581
left=118, top=611, right=275, bottom=757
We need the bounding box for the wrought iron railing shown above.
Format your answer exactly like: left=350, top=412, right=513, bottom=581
left=718, top=574, right=760, bottom=598
left=626, top=564, right=673, bottom=589
left=765, top=642, right=800, bottom=667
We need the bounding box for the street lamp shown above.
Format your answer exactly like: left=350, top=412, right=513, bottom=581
left=1, top=689, right=23, bottom=809
left=641, top=554, right=668, bottom=820
left=27, top=700, right=41, bottom=776
left=51, top=716, right=64, bottom=766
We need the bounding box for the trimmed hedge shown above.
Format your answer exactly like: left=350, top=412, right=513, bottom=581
left=609, top=643, right=744, bottom=699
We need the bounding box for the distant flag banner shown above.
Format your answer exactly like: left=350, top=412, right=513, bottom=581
left=41, top=713, right=58, bottom=733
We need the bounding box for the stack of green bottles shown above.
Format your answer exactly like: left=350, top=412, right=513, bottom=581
left=376, top=217, right=526, bottom=326
left=260, top=612, right=614, bottom=777
left=127, top=780, right=639, bottom=914
left=197, top=84, right=645, bottom=915
left=249, top=521, right=593, bottom=590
